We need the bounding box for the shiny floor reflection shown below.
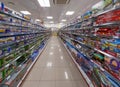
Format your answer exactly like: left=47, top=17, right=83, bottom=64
left=21, top=36, right=88, bottom=87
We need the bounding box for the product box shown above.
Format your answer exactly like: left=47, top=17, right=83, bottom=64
left=96, top=9, right=120, bottom=24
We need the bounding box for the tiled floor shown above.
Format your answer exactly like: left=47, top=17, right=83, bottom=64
left=21, top=36, right=88, bottom=87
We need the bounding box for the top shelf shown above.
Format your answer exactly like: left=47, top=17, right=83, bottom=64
left=0, top=10, right=46, bottom=29
left=0, top=10, right=28, bottom=22
left=95, top=6, right=120, bottom=17
left=62, top=6, right=120, bottom=29
left=0, top=4, right=45, bottom=29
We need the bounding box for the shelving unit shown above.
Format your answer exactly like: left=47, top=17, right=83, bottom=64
left=0, top=2, right=51, bottom=87
left=59, top=3, right=120, bottom=87
left=59, top=37, right=94, bottom=87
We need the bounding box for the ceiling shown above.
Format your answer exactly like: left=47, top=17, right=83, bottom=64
left=0, top=0, right=100, bottom=25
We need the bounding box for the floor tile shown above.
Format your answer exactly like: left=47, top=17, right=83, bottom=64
left=26, top=68, right=43, bottom=81
left=41, top=68, right=56, bottom=80
left=21, top=81, right=40, bottom=87
left=55, top=81, right=73, bottom=87
left=21, top=36, right=88, bottom=87
left=69, top=66, right=84, bottom=80
left=72, top=80, right=88, bottom=87
left=39, top=81, right=55, bottom=87
left=55, top=68, right=72, bottom=80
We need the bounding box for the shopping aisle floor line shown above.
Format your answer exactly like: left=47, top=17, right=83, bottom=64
left=21, top=36, right=88, bottom=87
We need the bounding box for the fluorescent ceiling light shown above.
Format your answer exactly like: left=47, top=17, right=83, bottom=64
left=66, top=11, right=74, bottom=15
left=47, top=16, right=53, bottom=19
left=61, top=19, right=66, bottom=22
left=35, top=19, right=41, bottom=21
left=38, top=0, right=50, bottom=7
left=20, top=11, right=31, bottom=15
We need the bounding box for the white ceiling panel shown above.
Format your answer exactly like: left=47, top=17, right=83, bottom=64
left=0, top=0, right=100, bottom=24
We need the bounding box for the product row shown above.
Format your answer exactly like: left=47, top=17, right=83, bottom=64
left=0, top=2, right=51, bottom=87
left=59, top=1, right=120, bottom=87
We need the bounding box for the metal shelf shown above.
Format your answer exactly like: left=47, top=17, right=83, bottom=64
left=60, top=38, right=94, bottom=87
left=16, top=39, right=48, bottom=87
left=80, top=26, right=93, bottom=29
left=0, top=33, right=43, bottom=48
left=1, top=58, right=31, bottom=86
left=0, top=21, right=32, bottom=28
left=71, top=33, right=116, bottom=39
left=0, top=36, right=49, bottom=86
left=0, top=10, right=28, bottom=22
left=94, top=21, right=120, bottom=27
left=75, top=39, right=120, bottom=61
left=0, top=6, right=50, bottom=87
left=0, top=11, right=46, bottom=30
left=0, top=21, right=44, bottom=30
left=62, top=34, right=120, bottom=61
left=64, top=30, right=118, bottom=39
left=0, top=32, right=45, bottom=38
left=0, top=34, right=46, bottom=60
left=0, top=39, right=39, bottom=71
left=94, top=6, right=120, bottom=17
left=60, top=36, right=120, bottom=84
left=82, top=16, right=93, bottom=21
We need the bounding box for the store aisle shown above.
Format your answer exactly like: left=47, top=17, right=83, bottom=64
left=21, top=36, right=88, bottom=87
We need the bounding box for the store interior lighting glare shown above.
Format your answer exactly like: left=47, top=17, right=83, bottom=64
left=20, top=11, right=31, bottom=15
left=35, top=19, right=41, bottom=21
left=37, top=0, right=50, bottom=7
left=61, top=19, right=66, bottom=22
left=47, top=16, right=53, bottom=19
left=66, top=11, right=74, bottom=15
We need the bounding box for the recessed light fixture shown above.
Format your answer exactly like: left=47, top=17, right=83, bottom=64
left=20, top=11, right=31, bottom=15
left=61, top=19, right=66, bottom=22
left=37, top=0, right=50, bottom=7
left=66, top=11, right=74, bottom=15
left=47, top=16, right=53, bottom=19
left=35, top=19, right=41, bottom=21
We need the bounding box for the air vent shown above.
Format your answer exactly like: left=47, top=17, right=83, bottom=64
left=53, top=0, right=70, bottom=4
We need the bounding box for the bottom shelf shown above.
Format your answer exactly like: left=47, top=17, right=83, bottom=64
left=17, top=39, right=48, bottom=87
left=60, top=36, right=120, bottom=87
left=59, top=38, right=94, bottom=87
left=0, top=38, right=49, bottom=87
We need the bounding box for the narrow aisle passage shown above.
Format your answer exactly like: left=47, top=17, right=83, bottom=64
left=21, top=36, right=88, bottom=87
